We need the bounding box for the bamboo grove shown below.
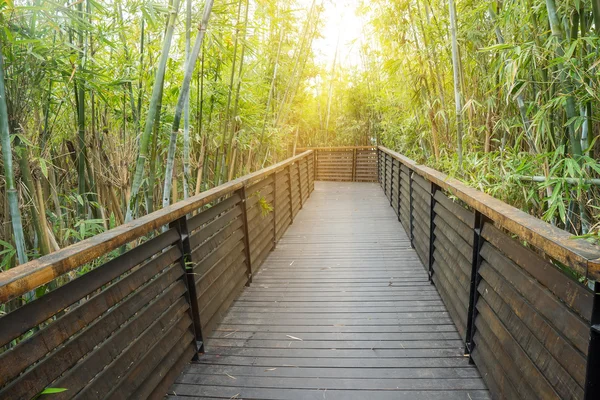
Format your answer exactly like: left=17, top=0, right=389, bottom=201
left=0, top=0, right=325, bottom=270
left=325, top=0, right=600, bottom=241
left=1, top=0, right=600, bottom=280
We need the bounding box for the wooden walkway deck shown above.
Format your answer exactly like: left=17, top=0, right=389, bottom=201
left=168, top=182, right=490, bottom=399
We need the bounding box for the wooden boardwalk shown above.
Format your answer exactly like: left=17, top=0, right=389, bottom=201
left=168, top=182, right=490, bottom=399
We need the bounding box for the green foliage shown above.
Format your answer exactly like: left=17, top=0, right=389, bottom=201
left=257, top=194, right=273, bottom=216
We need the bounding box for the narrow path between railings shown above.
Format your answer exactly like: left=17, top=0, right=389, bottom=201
left=167, top=182, right=490, bottom=399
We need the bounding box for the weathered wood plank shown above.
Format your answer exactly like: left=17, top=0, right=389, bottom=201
left=170, top=182, right=487, bottom=399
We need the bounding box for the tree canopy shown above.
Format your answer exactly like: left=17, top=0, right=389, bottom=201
left=0, top=0, right=599, bottom=276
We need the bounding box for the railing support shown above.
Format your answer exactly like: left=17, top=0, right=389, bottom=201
left=238, top=186, right=253, bottom=286
left=585, top=281, right=600, bottom=400
left=378, top=149, right=381, bottom=185
left=397, top=166, right=402, bottom=222
left=272, top=170, right=278, bottom=249
left=288, top=165, right=294, bottom=223
left=389, top=159, right=394, bottom=206
left=169, top=216, right=204, bottom=355
left=352, top=148, right=357, bottom=182
left=465, top=211, right=485, bottom=358
left=383, top=153, right=388, bottom=193
left=298, top=160, right=304, bottom=209
left=427, top=182, right=440, bottom=281
left=408, top=170, right=415, bottom=248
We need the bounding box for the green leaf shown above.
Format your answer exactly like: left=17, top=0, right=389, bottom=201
left=40, top=388, right=68, bottom=394
left=39, top=158, right=48, bottom=179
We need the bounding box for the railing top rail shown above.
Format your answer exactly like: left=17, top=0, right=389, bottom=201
left=378, top=146, right=600, bottom=280
left=297, top=146, right=377, bottom=151
left=0, top=150, right=313, bottom=304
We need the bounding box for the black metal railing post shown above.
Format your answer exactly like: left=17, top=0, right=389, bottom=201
left=428, top=182, right=440, bottom=281
left=272, top=170, right=278, bottom=249
left=584, top=281, right=600, bottom=400
left=238, top=186, right=253, bottom=286
left=408, top=170, right=415, bottom=248
left=465, top=211, right=486, bottom=358
left=397, top=164, right=402, bottom=221
left=298, top=159, right=304, bottom=209
left=352, top=148, right=357, bottom=182
left=170, top=216, right=204, bottom=355
left=378, top=149, right=382, bottom=185
left=389, top=158, right=395, bottom=206
left=383, top=153, right=388, bottom=194
left=288, top=165, right=294, bottom=223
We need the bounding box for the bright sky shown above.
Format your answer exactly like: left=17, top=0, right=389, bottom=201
left=307, top=0, right=364, bottom=69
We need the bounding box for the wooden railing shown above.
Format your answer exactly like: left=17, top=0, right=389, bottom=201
left=297, top=146, right=378, bottom=182
left=378, top=146, right=600, bottom=400
left=0, top=151, right=314, bottom=400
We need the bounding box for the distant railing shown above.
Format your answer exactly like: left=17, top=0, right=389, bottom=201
left=297, top=146, right=378, bottom=182
left=378, top=146, right=600, bottom=400
left=0, top=151, right=315, bottom=399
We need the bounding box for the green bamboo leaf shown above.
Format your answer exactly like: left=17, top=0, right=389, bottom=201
left=39, top=158, right=48, bottom=179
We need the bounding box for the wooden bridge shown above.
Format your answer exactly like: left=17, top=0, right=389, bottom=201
left=1, top=147, right=599, bottom=399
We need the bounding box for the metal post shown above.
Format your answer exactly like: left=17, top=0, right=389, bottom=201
left=408, top=170, right=415, bottom=248
left=389, top=159, right=394, bottom=206
left=397, top=165, right=402, bottom=222
left=383, top=153, right=388, bottom=193
left=465, top=211, right=485, bottom=358
left=428, top=182, right=440, bottom=281
left=378, top=150, right=381, bottom=185
left=272, top=171, right=278, bottom=248
left=584, top=281, right=600, bottom=400
left=288, top=164, right=294, bottom=223
left=169, top=216, right=204, bottom=355
left=313, top=150, right=317, bottom=182
left=352, top=148, right=357, bottom=182
left=298, top=159, right=304, bottom=209
left=238, top=186, right=253, bottom=286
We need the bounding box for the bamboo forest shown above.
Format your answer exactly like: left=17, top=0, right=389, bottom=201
left=1, top=0, right=600, bottom=275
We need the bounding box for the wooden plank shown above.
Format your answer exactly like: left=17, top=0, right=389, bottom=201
left=169, top=181, right=487, bottom=399
left=474, top=297, right=560, bottom=399
left=379, top=146, right=600, bottom=279
left=478, top=279, right=584, bottom=396
left=478, top=265, right=587, bottom=386
left=433, top=190, right=475, bottom=228
left=148, top=344, right=196, bottom=400
left=192, top=230, right=245, bottom=277
left=187, top=193, right=241, bottom=232
left=471, top=332, right=523, bottom=400
left=104, top=317, right=194, bottom=400
left=434, top=225, right=472, bottom=279
left=482, top=222, right=592, bottom=321
left=1, top=266, right=185, bottom=399
left=480, top=243, right=589, bottom=354
left=0, top=246, right=183, bottom=388
left=434, top=216, right=472, bottom=263
left=0, top=228, right=179, bottom=348
left=434, top=202, right=474, bottom=246
left=0, top=151, right=314, bottom=303
left=189, top=210, right=243, bottom=256
left=52, top=297, right=189, bottom=399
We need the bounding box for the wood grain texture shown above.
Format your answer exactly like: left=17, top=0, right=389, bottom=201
left=165, top=182, right=488, bottom=399
left=379, top=146, right=600, bottom=279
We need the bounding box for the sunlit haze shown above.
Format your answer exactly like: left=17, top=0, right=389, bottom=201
left=307, top=0, right=364, bottom=69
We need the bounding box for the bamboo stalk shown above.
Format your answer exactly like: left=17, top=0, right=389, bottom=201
left=162, top=0, right=215, bottom=209
left=0, top=44, right=27, bottom=265
left=126, top=0, right=182, bottom=222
